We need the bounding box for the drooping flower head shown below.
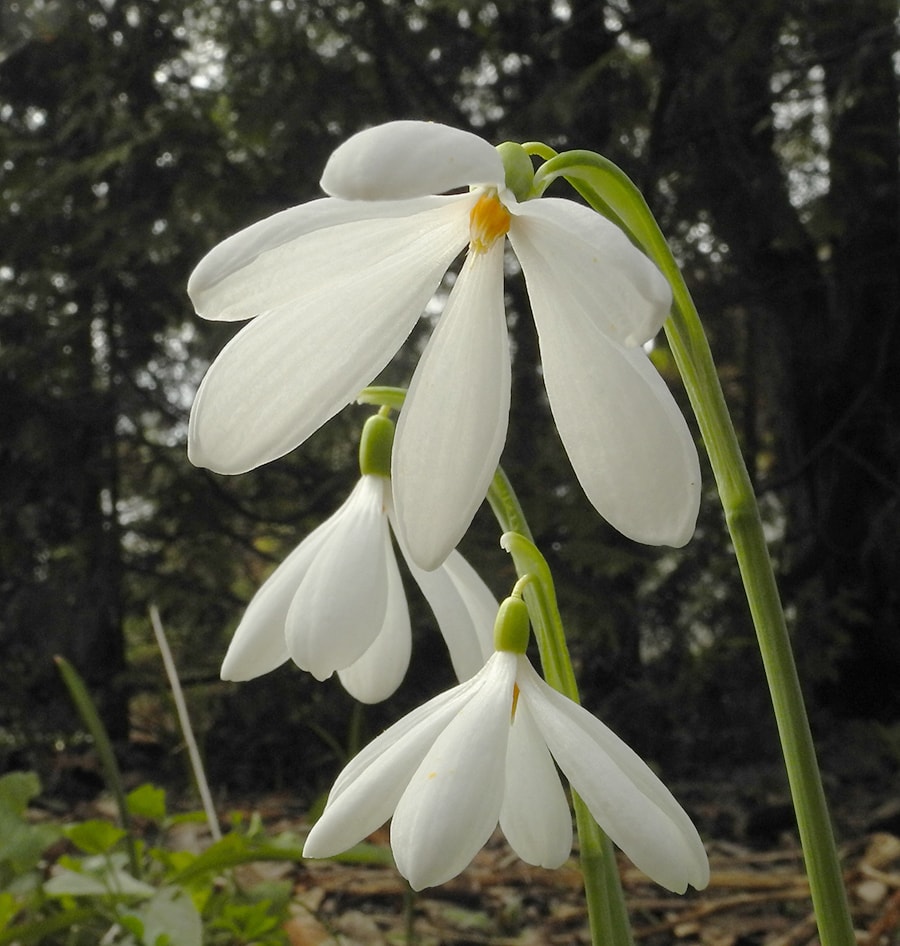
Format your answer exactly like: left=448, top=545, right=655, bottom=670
left=220, top=411, right=496, bottom=703
left=303, top=589, right=710, bottom=894
left=188, top=121, right=701, bottom=570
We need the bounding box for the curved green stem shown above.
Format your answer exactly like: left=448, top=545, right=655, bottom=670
left=537, top=151, right=854, bottom=946
left=522, top=141, right=558, bottom=162
left=488, top=473, right=634, bottom=946
left=486, top=465, right=534, bottom=544
left=357, top=385, right=407, bottom=413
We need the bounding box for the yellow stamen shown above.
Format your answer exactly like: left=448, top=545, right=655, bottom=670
left=510, top=682, right=520, bottom=722
left=469, top=193, right=511, bottom=254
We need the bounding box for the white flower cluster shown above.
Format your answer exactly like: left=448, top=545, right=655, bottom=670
left=188, top=121, right=708, bottom=894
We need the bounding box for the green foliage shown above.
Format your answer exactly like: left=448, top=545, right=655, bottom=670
left=0, top=772, right=62, bottom=888
left=0, top=772, right=304, bottom=946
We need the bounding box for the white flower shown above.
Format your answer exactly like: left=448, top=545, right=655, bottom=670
left=302, top=647, right=710, bottom=894
left=221, top=473, right=496, bottom=703
left=188, top=120, right=701, bottom=570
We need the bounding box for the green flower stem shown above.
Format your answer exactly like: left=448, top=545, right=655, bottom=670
left=534, top=151, right=854, bottom=946
left=486, top=464, right=534, bottom=544
left=357, top=385, right=407, bottom=413
left=489, top=475, right=634, bottom=946
left=665, top=291, right=855, bottom=946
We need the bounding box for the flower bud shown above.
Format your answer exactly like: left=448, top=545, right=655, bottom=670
left=493, top=594, right=530, bottom=654
left=358, top=412, right=395, bottom=477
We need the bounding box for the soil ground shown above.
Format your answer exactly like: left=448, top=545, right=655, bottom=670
left=38, top=747, right=900, bottom=945
left=211, top=776, right=900, bottom=946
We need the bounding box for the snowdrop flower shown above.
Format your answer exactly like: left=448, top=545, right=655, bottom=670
left=303, top=593, right=710, bottom=894
left=188, top=120, right=700, bottom=569
left=220, top=413, right=496, bottom=703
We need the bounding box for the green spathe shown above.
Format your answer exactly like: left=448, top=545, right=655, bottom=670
left=497, top=141, right=534, bottom=201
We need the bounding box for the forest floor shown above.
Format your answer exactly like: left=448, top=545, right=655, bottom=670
left=206, top=773, right=900, bottom=946
left=42, top=751, right=900, bottom=946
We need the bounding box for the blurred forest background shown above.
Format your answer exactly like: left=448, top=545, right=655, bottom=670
left=1, top=0, right=897, bottom=805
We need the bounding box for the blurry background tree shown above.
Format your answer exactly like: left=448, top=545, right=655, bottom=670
left=1, top=0, right=897, bottom=797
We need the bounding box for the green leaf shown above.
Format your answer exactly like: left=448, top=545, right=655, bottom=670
left=125, top=887, right=202, bottom=946
left=127, top=785, right=167, bottom=822
left=0, top=816, right=61, bottom=878
left=0, top=892, right=18, bottom=931
left=0, top=773, right=41, bottom=816
left=0, top=775, right=61, bottom=876
left=44, top=865, right=156, bottom=899
left=0, top=906, right=95, bottom=946
left=211, top=898, right=283, bottom=939
left=118, top=913, right=145, bottom=939
left=64, top=820, right=127, bottom=855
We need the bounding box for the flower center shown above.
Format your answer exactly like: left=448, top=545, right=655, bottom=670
left=469, top=193, right=511, bottom=254
left=510, top=682, right=521, bottom=722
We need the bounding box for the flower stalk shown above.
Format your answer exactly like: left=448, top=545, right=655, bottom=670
left=352, top=403, right=638, bottom=943
left=534, top=149, right=854, bottom=946
left=488, top=473, right=634, bottom=946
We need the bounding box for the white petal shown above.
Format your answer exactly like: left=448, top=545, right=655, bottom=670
left=509, top=198, right=672, bottom=347
left=219, top=509, right=344, bottom=681
left=321, top=121, right=504, bottom=200
left=187, top=200, right=471, bottom=474
left=391, top=652, right=517, bottom=889
left=528, top=295, right=700, bottom=547
left=337, top=520, right=412, bottom=703
left=499, top=696, right=573, bottom=868
left=518, top=661, right=709, bottom=893
left=189, top=196, right=465, bottom=322
left=392, top=243, right=510, bottom=569
left=402, top=546, right=498, bottom=681
left=303, top=669, right=488, bottom=858
left=284, top=477, right=390, bottom=679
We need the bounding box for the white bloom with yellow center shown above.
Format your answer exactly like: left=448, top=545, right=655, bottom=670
left=220, top=472, right=496, bottom=703
left=188, top=121, right=701, bottom=570
left=302, top=645, right=710, bottom=894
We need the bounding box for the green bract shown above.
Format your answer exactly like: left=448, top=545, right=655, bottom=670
left=496, top=141, right=534, bottom=201
left=358, top=412, right=395, bottom=477
left=493, top=594, right=530, bottom=653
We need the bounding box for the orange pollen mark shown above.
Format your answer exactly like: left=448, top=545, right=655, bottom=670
left=469, top=193, right=511, bottom=254
left=510, top=683, right=521, bottom=722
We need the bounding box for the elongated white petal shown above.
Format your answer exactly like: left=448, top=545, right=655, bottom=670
left=337, top=523, right=412, bottom=703
left=284, top=477, right=390, bottom=679
left=321, top=121, right=504, bottom=200
left=303, top=671, right=487, bottom=857
left=393, top=243, right=510, bottom=570
left=402, top=545, right=497, bottom=680
left=509, top=198, right=672, bottom=347
left=189, top=196, right=466, bottom=322
left=527, top=293, right=700, bottom=546
left=499, top=696, right=572, bottom=868
left=188, top=201, right=471, bottom=474
left=220, top=506, right=346, bottom=681
left=391, top=652, right=517, bottom=889
left=518, top=661, right=709, bottom=893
